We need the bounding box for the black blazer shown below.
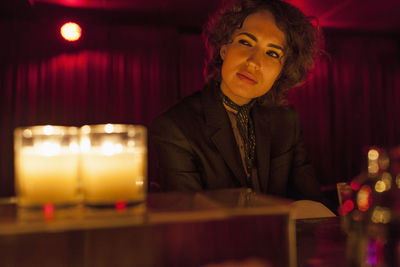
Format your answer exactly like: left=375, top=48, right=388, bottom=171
left=150, top=83, right=326, bottom=203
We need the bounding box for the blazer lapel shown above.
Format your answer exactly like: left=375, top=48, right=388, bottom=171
left=252, top=105, right=271, bottom=193
left=202, top=85, right=248, bottom=187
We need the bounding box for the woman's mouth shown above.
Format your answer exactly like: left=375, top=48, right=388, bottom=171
left=237, top=72, right=258, bottom=84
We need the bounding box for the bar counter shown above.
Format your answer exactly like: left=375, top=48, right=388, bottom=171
left=0, top=189, right=346, bottom=267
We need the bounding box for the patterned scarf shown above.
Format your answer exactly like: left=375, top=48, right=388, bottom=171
left=221, top=93, right=256, bottom=173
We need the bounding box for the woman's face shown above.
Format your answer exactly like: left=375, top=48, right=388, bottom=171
left=219, top=10, right=285, bottom=105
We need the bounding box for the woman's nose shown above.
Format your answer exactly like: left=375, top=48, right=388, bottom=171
left=246, top=49, right=261, bottom=70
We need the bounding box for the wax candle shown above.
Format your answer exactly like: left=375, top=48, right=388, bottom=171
left=80, top=124, right=147, bottom=206
left=14, top=126, right=80, bottom=207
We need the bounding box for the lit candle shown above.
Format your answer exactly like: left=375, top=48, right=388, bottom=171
left=14, top=126, right=80, bottom=207
left=80, top=124, right=147, bottom=206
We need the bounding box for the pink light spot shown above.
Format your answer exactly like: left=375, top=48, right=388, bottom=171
left=350, top=180, right=360, bottom=191
left=43, top=203, right=54, bottom=221
left=115, top=201, right=126, bottom=211
left=343, top=199, right=354, bottom=213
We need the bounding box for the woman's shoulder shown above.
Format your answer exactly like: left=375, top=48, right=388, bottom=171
left=158, top=90, right=203, bottom=120
left=150, top=90, right=205, bottom=131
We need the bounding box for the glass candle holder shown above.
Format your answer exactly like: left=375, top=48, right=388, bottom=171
left=80, top=124, right=147, bottom=206
left=14, top=125, right=80, bottom=208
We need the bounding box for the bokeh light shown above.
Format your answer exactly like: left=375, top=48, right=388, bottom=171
left=396, top=174, right=400, bottom=188
left=371, top=206, right=391, bottom=224
left=60, top=22, right=82, bottom=42
left=382, top=172, right=392, bottom=190
left=43, top=203, right=54, bottom=221
left=368, top=149, right=379, bottom=161
left=343, top=199, right=354, bottom=213
left=368, top=163, right=379, bottom=174
left=105, top=123, right=114, bottom=133
left=350, top=180, right=360, bottom=191
left=357, top=185, right=372, bottom=211
left=115, top=200, right=126, bottom=211
left=374, top=180, right=386, bottom=193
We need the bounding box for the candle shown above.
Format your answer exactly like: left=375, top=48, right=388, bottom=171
left=14, top=126, right=80, bottom=207
left=80, top=124, right=147, bottom=206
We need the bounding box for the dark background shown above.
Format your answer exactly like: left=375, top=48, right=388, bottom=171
left=0, top=0, right=399, bottom=201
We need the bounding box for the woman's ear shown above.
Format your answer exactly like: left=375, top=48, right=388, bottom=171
left=220, top=45, right=227, bottom=60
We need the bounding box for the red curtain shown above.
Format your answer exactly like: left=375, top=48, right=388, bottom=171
left=0, top=18, right=399, bottom=197
left=289, top=30, right=400, bottom=186
left=0, top=20, right=183, bottom=196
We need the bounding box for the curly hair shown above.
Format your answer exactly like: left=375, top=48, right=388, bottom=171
left=203, top=0, right=321, bottom=105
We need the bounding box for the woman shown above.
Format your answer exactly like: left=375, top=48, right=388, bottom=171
left=150, top=0, right=328, bottom=205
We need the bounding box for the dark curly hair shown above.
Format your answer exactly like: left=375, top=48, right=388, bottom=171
left=203, top=0, right=321, bottom=105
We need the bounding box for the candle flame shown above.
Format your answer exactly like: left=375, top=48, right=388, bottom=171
left=35, top=141, right=61, bottom=156
left=80, top=138, right=91, bottom=152
left=101, top=142, right=123, bottom=156
left=43, top=125, right=54, bottom=135
left=81, top=125, right=91, bottom=135
left=69, top=142, right=80, bottom=153
left=105, top=124, right=114, bottom=134
left=23, top=129, right=32, bottom=138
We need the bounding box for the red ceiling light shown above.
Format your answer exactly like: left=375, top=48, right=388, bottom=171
left=60, top=22, right=82, bottom=42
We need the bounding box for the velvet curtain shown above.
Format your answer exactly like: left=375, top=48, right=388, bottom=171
left=0, top=19, right=183, bottom=196
left=289, top=30, right=400, bottom=188
left=0, top=18, right=399, bottom=197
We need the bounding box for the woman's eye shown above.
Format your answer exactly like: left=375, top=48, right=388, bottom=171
left=266, top=50, right=280, bottom=58
left=238, top=39, right=251, bottom=46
